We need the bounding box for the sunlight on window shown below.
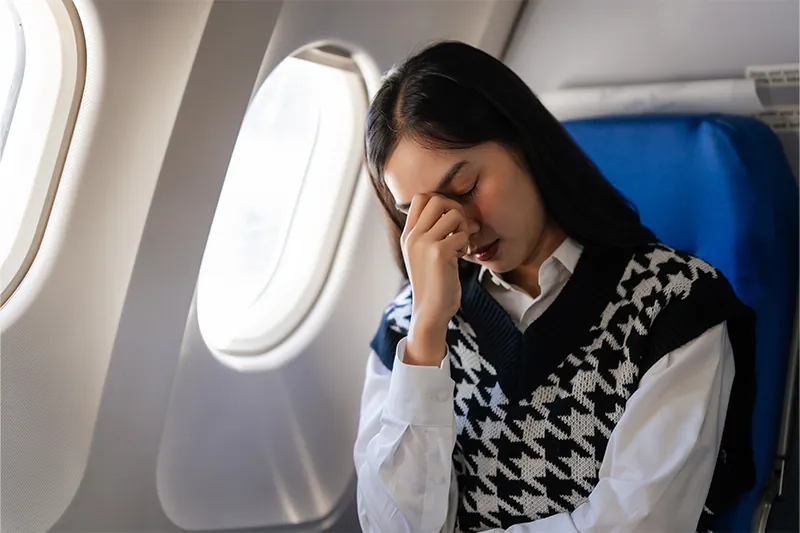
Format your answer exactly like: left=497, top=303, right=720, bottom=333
left=0, top=0, right=83, bottom=303
left=198, top=50, right=367, bottom=355
left=0, top=3, right=17, bottom=121
left=201, top=58, right=320, bottom=312
left=0, top=0, right=22, bottom=268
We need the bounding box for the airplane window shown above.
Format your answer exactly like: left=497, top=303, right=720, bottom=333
left=0, top=0, right=24, bottom=266
left=197, top=47, right=367, bottom=356
left=0, top=0, right=83, bottom=304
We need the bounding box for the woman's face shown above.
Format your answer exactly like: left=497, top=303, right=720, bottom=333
left=383, top=138, right=554, bottom=274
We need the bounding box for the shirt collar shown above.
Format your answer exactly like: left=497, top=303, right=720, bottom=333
left=478, top=237, right=584, bottom=290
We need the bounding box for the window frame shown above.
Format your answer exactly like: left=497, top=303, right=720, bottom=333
left=196, top=46, right=368, bottom=360
left=0, top=0, right=86, bottom=305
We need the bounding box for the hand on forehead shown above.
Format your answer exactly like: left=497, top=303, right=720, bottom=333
left=384, top=138, right=481, bottom=214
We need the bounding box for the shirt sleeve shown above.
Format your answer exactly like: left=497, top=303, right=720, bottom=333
left=483, top=321, right=735, bottom=533
left=353, top=337, right=459, bottom=533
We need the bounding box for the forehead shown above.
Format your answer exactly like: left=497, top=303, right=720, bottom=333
left=383, top=138, right=470, bottom=202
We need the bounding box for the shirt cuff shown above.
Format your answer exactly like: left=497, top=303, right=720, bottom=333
left=385, top=337, right=454, bottom=427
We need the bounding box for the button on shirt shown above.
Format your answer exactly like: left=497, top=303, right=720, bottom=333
left=354, top=238, right=734, bottom=533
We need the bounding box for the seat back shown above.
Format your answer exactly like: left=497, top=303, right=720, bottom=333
left=563, top=114, right=799, bottom=532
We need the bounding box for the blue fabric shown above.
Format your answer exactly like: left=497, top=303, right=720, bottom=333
left=563, top=114, right=798, bottom=532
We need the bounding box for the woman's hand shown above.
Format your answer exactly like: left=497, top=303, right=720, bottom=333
left=401, top=194, right=474, bottom=366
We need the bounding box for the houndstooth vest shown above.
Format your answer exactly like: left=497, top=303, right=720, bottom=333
left=371, top=243, right=756, bottom=532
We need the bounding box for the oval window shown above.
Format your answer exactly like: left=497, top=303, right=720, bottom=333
left=1, top=0, right=84, bottom=304
left=197, top=46, right=367, bottom=355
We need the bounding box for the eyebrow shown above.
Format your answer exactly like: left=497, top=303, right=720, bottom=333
left=396, top=160, right=469, bottom=213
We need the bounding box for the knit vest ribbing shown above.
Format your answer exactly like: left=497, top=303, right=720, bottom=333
left=370, top=243, right=756, bottom=532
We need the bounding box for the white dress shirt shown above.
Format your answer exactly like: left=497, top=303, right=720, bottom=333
left=354, top=238, right=735, bottom=533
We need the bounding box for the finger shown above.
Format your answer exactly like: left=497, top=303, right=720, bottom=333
left=428, top=209, right=468, bottom=241
left=403, top=194, right=430, bottom=233
left=442, top=231, right=470, bottom=258
left=415, top=195, right=464, bottom=233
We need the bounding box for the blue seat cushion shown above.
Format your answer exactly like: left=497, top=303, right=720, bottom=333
left=563, top=114, right=799, bottom=531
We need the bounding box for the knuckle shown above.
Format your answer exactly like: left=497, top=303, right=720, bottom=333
left=411, top=235, right=429, bottom=253
left=425, top=243, right=440, bottom=260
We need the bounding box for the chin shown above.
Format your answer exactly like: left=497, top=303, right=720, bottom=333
left=487, top=260, right=514, bottom=274
left=482, top=255, right=514, bottom=274
left=490, top=249, right=525, bottom=274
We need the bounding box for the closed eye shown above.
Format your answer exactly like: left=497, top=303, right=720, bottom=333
left=454, top=177, right=479, bottom=202
left=395, top=176, right=479, bottom=215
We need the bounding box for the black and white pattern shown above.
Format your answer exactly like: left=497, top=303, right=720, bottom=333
left=372, top=243, right=755, bottom=533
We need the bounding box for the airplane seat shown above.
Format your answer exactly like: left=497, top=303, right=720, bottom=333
left=563, top=114, right=799, bottom=533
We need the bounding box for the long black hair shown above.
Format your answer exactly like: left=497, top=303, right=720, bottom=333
left=366, top=41, right=656, bottom=278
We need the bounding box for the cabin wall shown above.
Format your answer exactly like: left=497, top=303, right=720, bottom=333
left=505, top=0, right=800, bottom=179
left=505, top=0, right=799, bottom=92
left=1, top=1, right=214, bottom=532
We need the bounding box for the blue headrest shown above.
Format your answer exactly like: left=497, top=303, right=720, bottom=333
left=563, top=114, right=799, bottom=532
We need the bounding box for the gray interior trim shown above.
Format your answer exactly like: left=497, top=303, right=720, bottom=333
left=752, top=302, right=799, bottom=533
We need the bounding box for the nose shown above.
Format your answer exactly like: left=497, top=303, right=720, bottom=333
left=466, top=217, right=480, bottom=235
left=461, top=204, right=480, bottom=235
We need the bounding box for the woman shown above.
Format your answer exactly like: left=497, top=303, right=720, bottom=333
left=353, top=41, right=756, bottom=533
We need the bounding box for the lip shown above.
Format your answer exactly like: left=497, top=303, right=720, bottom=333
left=471, top=240, right=499, bottom=262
